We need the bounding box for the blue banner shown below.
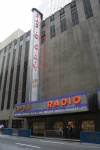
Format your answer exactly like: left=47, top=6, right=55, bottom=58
left=18, top=129, right=31, bottom=137
left=80, top=132, right=100, bottom=144
left=2, top=128, right=12, bottom=135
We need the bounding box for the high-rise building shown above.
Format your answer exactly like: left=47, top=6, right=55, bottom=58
left=0, top=0, right=100, bottom=138
left=39, top=0, right=73, bottom=19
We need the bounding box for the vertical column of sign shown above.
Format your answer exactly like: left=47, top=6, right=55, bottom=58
left=30, top=9, right=42, bottom=101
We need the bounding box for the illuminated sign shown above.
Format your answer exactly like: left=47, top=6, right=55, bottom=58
left=15, top=104, right=31, bottom=112
left=47, top=96, right=81, bottom=108
left=29, top=8, right=42, bottom=101
left=14, top=92, right=89, bottom=116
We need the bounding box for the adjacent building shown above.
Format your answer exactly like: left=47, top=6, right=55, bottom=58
left=0, top=0, right=100, bottom=138
left=39, top=0, right=73, bottom=19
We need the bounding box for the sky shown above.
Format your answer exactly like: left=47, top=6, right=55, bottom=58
left=0, top=0, right=41, bottom=42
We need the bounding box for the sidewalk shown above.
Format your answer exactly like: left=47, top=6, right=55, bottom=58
left=2, top=130, right=80, bottom=142
left=31, top=135, right=80, bottom=142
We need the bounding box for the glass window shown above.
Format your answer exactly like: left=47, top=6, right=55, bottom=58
left=82, top=0, right=93, bottom=19
left=50, top=15, right=56, bottom=38
left=70, top=1, right=79, bottom=26
left=20, top=40, right=23, bottom=46
left=81, top=120, right=95, bottom=131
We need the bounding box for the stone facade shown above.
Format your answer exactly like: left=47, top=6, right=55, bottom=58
left=39, top=0, right=100, bottom=99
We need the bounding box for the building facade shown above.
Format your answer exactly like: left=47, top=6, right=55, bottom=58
left=0, top=0, right=100, bottom=138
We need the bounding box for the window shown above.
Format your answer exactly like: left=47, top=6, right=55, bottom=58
left=26, top=36, right=30, bottom=41
left=99, top=0, right=100, bottom=4
left=70, top=1, right=79, bottom=26
left=41, top=20, right=45, bottom=27
left=0, top=56, right=5, bottom=89
left=1, top=53, right=10, bottom=110
left=4, top=47, right=7, bottom=55
left=26, top=31, right=30, bottom=37
left=21, top=41, right=29, bottom=103
left=20, top=40, right=23, bottom=46
left=26, top=31, right=30, bottom=41
left=81, top=120, right=95, bottom=131
left=14, top=40, right=17, bottom=49
left=20, top=36, right=23, bottom=45
left=41, top=31, right=46, bottom=44
left=50, top=15, right=56, bottom=38
left=14, top=39, right=17, bottom=45
left=60, top=8, right=67, bottom=32
left=82, top=0, right=93, bottom=19
left=9, top=43, right=12, bottom=49
left=14, top=46, right=22, bottom=105
left=14, top=44, right=17, bottom=49
left=7, top=50, right=16, bottom=109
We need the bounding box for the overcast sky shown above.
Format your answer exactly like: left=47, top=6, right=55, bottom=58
left=0, top=0, right=41, bottom=42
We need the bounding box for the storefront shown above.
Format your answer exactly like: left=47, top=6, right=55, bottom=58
left=14, top=91, right=98, bottom=138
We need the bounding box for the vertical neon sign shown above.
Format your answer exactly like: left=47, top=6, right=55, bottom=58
left=30, top=8, right=42, bottom=101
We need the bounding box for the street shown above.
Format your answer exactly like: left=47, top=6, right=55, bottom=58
left=0, top=135, right=100, bottom=150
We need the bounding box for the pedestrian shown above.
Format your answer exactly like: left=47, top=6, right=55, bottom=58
left=63, top=126, right=66, bottom=138
left=1, top=124, right=4, bottom=132
left=59, top=125, right=63, bottom=138
left=66, top=125, right=71, bottom=138
left=0, top=125, right=2, bottom=132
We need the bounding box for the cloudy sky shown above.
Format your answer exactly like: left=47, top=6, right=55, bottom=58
left=0, top=0, right=41, bottom=42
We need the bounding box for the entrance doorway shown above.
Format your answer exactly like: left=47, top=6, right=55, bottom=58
left=30, top=122, right=45, bottom=136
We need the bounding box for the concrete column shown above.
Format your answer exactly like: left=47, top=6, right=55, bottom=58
left=23, top=118, right=28, bottom=129
left=8, top=119, right=12, bottom=128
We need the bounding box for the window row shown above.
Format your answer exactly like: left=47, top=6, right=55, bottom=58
left=41, top=0, right=94, bottom=42
left=0, top=32, right=30, bottom=55
left=0, top=41, right=29, bottom=110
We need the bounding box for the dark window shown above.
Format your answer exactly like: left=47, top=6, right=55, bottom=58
left=7, top=50, right=16, bottom=109
left=21, top=41, right=29, bottom=103
left=26, top=30, right=30, bottom=37
left=50, top=20, right=55, bottom=26
left=14, top=46, right=22, bottom=106
left=1, top=53, right=10, bottom=110
left=99, top=0, right=100, bottom=4
left=12, top=120, right=23, bottom=128
left=4, top=47, right=7, bottom=53
left=41, top=31, right=45, bottom=37
left=60, top=8, right=67, bottom=33
left=20, top=35, right=23, bottom=41
left=82, top=0, right=93, bottom=19
left=14, top=39, right=17, bottom=45
left=50, top=15, right=56, bottom=38
left=41, top=36, right=46, bottom=44
left=50, top=15, right=54, bottom=21
left=60, top=8, right=65, bottom=15
left=0, top=56, right=5, bottom=89
left=41, top=31, right=46, bottom=44
left=41, top=20, right=45, bottom=27
left=70, top=1, right=79, bottom=26
left=9, top=43, right=12, bottom=49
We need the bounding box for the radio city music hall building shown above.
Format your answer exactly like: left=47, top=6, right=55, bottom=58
left=0, top=0, right=100, bottom=138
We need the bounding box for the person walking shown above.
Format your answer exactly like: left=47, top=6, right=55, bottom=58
left=59, top=125, right=63, bottom=138
left=0, top=124, right=4, bottom=132
left=66, top=125, right=71, bottom=138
